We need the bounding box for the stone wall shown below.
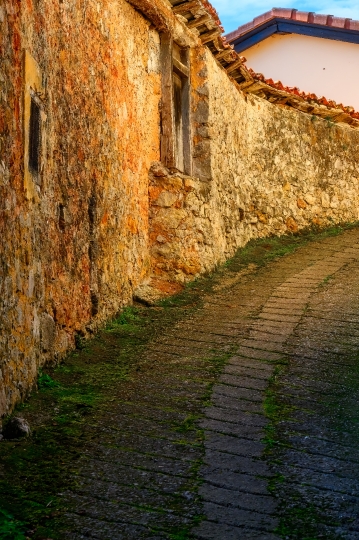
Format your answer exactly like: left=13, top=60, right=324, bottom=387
left=148, top=46, right=359, bottom=291
left=0, top=0, right=164, bottom=416
left=0, top=2, right=23, bottom=415
left=207, top=49, right=359, bottom=248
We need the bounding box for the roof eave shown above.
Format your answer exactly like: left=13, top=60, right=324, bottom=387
left=229, top=17, right=359, bottom=54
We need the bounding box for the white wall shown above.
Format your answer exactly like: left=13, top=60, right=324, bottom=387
left=243, top=33, right=359, bottom=110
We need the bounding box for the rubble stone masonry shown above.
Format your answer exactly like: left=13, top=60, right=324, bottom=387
left=149, top=47, right=359, bottom=285
left=1, top=0, right=359, bottom=416
left=0, top=0, right=164, bottom=415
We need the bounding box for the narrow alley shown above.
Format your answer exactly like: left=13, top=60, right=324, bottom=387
left=1, top=226, right=359, bottom=539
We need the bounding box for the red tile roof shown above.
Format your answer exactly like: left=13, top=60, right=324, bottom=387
left=247, top=68, right=359, bottom=123
left=169, top=2, right=359, bottom=127
left=226, top=7, right=359, bottom=42
left=201, top=0, right=224, bottom=30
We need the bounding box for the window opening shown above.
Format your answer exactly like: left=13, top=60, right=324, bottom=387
left=172, top=44, right=191, bottom=174
left=29, top=96, right=41, bottom=174
left=160, top=36, right=192, bottom=174
left=173, top=72, right=185, bottom=172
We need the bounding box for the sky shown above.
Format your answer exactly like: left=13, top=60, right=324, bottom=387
left=210, top=0, right=359, bottom=32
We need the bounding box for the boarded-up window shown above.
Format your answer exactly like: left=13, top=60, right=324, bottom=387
left=29, top=97, right=41, bottom=174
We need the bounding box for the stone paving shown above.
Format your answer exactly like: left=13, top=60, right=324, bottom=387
left=3, top=228, right=359, bottom=539
left=56, top=227, right=359, bottom=539
left=194, top=232, right=359, bottom=539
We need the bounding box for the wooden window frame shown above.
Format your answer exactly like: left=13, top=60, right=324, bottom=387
left=160, top=35, right=192, bottom=175
left=24, top=51, right=45, bottom=197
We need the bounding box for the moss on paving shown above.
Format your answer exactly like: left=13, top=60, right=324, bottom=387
left=263, top=363, right=343, bottom=539
left=260, top=235, right=359, bottom=540
left=223, top=222, right=358, bottom=273
left=0, top=222, right=357, bottom=539
left=275, top=502, right=342, bottom=540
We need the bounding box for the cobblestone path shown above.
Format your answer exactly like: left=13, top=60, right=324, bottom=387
left=195, top=230, right=359, bottom=539
left=2, top=227, right=359, bottom=540
left=58, top=228, right=359, bottom=539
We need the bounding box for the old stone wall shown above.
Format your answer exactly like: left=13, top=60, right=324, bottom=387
left=0, top=0, right=164, bottom=416
left=148, top=46, right=359, bottom=290
left=0, top=3, right=24, bottom=414
left=207, top=49, right=359, bottom=251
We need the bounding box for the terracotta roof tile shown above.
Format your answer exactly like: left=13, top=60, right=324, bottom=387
left=247, top=68, right=359, bottom=122
left=226, top=7, right=359, bottom=42
left=312, top=13, right=330, bottom=26
left=295, top=10, right=311, bottom=22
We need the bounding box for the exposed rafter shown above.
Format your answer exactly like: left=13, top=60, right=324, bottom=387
left=168, top=0, right=252, bottom=87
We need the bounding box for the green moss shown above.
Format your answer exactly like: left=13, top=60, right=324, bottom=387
left=275, top=503, right=342, bottom=540
left=174, top=414, right=200, bottom=433
left=74, top=332, right=86, bottom=350
left=37, top=370, right=61, bottom=390
left=168, top=528, right=192, bottom=539
left=262, top=363, right=296, bottom=452
left=319, top=274, right=334, bottom=287
left=106, top=306, right=140, bottom=330
left=224, top=222, right=358, bottom=274
left=167, top=514, right=204, bottom=539
left=267, top=473, right=285, bottom=493
left=0, top=509, right=26, bottom=540
left=325, top=116, right=335, bottom=128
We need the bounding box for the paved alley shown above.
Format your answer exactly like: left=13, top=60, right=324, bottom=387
left=2, top=227, right=359, bottom=539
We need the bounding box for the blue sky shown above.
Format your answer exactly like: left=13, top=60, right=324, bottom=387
left=210, top=0, right=359, bottom=32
